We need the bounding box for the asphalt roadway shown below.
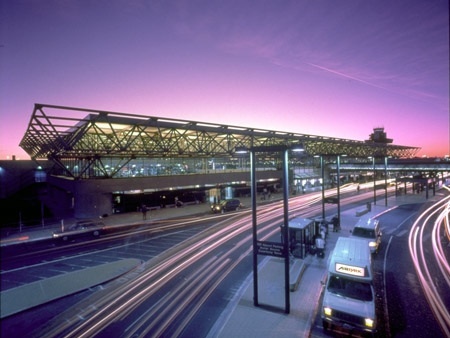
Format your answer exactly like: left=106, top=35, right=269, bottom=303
left=0, top=192, right=430, bottom=337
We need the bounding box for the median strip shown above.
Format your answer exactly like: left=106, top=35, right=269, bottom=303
left=1, top=258, right=141, bottom=318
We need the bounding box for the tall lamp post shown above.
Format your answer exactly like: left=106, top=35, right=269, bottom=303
left=236, top=143, right=303, bottom=314
left=319, top=155, right=325, bottom=219
left=318, top=154, right=345, bottom=231
left=372, top=156, right=377, bottom=205
left=384, top=156, right=388, bottom=206
left=336, top=155, right=342, bottom=229
left=371, top=155, right=388, bottom=206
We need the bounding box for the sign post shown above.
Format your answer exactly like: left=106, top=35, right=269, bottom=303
left=251, top=146, right=292, bottom=314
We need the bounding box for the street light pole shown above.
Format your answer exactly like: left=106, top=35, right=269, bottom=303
left=282, top=148, right=290, bottom=314
left=373, top=156, right=377, bottom=205
left=337, top=155, right=341, bottom=228
left=320, top=156, right=325, bottom=219
left=250, top=149, right=258, bottom=307
left=384, top=156, right=388, bottom=206
left=238, top=143, right=303, bottom=314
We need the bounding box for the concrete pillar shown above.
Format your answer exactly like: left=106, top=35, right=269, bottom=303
left=73, top=181, right=113, bottom=219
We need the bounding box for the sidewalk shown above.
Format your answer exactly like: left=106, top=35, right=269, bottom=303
left=210, top=203, right=390, bottom=338
left=1, top=192, right=432, bottom=335
left=0, top=200, right=216, bottom=247
left=0, top=194, right=282, bottom=246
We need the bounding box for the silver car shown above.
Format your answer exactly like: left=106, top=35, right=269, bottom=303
left=350, top=216, right=382, bottom=254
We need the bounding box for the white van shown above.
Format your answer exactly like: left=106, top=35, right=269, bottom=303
left=321, top=237, right=377, bottom=336
left=351, top=215, right=382, bottom=254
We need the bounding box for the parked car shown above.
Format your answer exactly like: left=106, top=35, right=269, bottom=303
left=211, top=199, right=242, bottom=213
left=350, top=216, right=382, bottom=254
left=53, top=219, right=105, bottom=241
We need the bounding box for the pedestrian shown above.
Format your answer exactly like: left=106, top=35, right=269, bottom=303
left=320, top=220, right=328, bottom=238
left=315, top=236, right=325, bottom=258
left=141, top=204, right=147, bottom=220
left=332, top=215, right=340, bottom=232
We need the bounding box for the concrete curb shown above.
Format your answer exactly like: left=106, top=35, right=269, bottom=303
left=289, top=258, right=307, bottom=291
left=0, top=258, right=142, bottom=318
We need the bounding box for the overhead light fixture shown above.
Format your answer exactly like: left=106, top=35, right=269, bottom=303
left=291, top=143, right=305, bottom=152
left=235, top=146, right=249, bottom=154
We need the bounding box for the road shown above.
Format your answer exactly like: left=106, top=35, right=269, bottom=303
left=1, top=216, right=214, bottom=336
left=1, top=186, right=353, bottom=336
left=386, top=196, right=450, bottom=338
left=2, top=187, right=448, bottom=337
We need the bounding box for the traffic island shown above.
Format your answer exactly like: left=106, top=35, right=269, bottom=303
left=289, top=258, right=307, bottom=291
left=0, top=258, right=142, bottom=318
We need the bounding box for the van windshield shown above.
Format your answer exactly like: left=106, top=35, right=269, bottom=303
left=327, top=275, right=373, bottom=301
left=352, top=227, right=375, bottom=238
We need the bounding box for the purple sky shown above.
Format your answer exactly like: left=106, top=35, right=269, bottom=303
left=1, top=0, right=448, bottom=159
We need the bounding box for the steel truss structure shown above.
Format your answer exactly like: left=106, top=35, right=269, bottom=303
left=20, top=104, right=420, bottom=179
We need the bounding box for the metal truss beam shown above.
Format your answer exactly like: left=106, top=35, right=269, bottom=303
left=19, top=104, right=420, bottom=179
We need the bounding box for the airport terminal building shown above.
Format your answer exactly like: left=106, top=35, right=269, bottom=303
left=2, top=104, right=448, bottom=225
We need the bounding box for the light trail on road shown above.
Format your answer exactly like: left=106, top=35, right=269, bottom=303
left=36, top=210, right=280, bottom=337
left=408, top=190, right=450, bottom=337
left=33, top=185, right=384, bottom=337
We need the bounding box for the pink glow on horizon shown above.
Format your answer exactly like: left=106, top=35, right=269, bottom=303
left=1, top=1, right=448, bottom=160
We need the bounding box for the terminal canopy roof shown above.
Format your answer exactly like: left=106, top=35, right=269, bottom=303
left=20, top=104, right=419, bottom=173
